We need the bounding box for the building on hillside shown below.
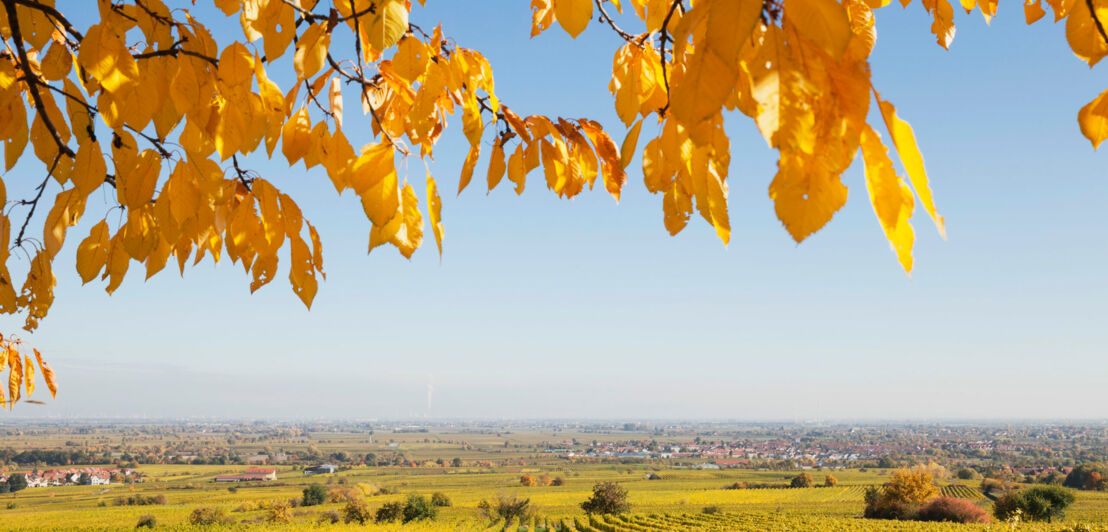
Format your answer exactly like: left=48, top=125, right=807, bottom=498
left=303, top=464, right=336, bottom=475
left=244, top=467, right=277, bottom=480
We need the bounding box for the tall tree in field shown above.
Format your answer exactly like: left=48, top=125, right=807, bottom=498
left=1, top=0, right=1107, bottom=403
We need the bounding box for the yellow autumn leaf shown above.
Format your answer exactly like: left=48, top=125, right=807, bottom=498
left=23, top=355, right=34, bottom=398
left=1067, top=0, right=1108, bottom=66
left=507, top=144, right=528, bottom=195
left=670, top=0, right=763, bottom=128
left=73, top=141, right=107, bottom=197
left=860, top=125, right=916, bottom=273
left=1025, top=0, right=1047, bottom=23
left=427, top=173, right=444, bottom=257
left=34, top=349, right=57, bottom=399
left=1078, top=86, right=1108, bottom=148
left=393, top=36, right=430, bottom=82
left=620, top=119, right=643, bottom=169
left=294, top=23, right=330, bottom=81
left=40, top=41, right=73, bottom=81
left=366, top=0, right=409, bottom=52
left=786, top=0, right=853, bottom=59
left=555, top=0, right=593, bottom=38
left=78, top=24, right=140, bottom=93
left=487, top=139, right=507, bottom=192
left=76, top=220, right=110, bottom=284
left=875, top=91, right=946, bottom=238
left=458, top=144, right=481, bottom=194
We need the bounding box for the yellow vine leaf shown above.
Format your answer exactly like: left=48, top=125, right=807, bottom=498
left=34, top=349, right=56, bottom=399
left=427, top=173, right=444, bottom=257
left=860, top=125, right=916, bottom=273
left=875, top=91, right=946, bottom=238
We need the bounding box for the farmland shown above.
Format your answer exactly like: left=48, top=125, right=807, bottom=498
left=3, top=422, right=1108, bottom=530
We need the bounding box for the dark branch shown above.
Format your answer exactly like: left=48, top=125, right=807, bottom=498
left=658, top=0, right=684, bottom=116
left=1088, top=0, right=1108, bottom=45
left=2, top=0, right=74, bottom=158
left=13, top=155, right=61, bottom=249
left=594, top=0, right=644, bottom=47
left=12, top=0, right=82, bottom=40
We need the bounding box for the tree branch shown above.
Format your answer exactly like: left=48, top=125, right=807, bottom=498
left=2, top=0, right=74, bottom=158
left=658, top=0, right=684, bottom=115
left=13, top=154, right=61, bottom=249
left=12, top=0, right=82, bottom=41
left=594, top=0, right=644, bottom=47
left=1087, top=0, right=1108, bottom=45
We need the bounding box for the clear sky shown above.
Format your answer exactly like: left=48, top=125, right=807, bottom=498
left=2, top=2, right=1105, bottom=421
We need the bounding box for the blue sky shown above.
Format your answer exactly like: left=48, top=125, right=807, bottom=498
left=2, top=2, right=1105, bottom=420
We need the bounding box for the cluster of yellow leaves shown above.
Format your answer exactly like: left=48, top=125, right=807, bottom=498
left=533, top=0, right=946, bottom=271
left=1, top=0, right=612, bottom=335
left=0, top=334, right=56, bottom=408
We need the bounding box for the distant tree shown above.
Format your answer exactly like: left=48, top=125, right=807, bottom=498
left=956, top=468, right=981, bottom=481
left=790, top=472, right=814, bottom=488
left=994, top=486, right=1076, bottom=523
left=373, top=501, right=404, bottom=523
left=364, top=453, right=378, bottom=465
left=342, top=499, right=374, bottom=524
left=401, top=495, right=437, bottom=523
left=431, top=492, right=452, bottom=507
left=520, top=474, right=538, bottom=487
left=451, top=457, right=463, bottom=468
left=1036, top=470, right=1067, bottom=485
left=877, top=457, right=898, bottom=469
left=824, top=474, right=838, bottom=487
left=316, top=510, right=342, bottom=524
left=7, top=474, right=27, bottom=492
left=302, top=484, right=327, bottom=507
left=580, top=481, right=631, bottom=516
left=539, top=474, right=554, bottom=486
left=78, top=473, right=91, bottom=485
left=551, top=477, right=566, bottom=486
left=1085, top=472, right=1105, bottom=491
left=135, top=515, right=157, bottom=529
left=1064, top=463, right=1108, bottom=491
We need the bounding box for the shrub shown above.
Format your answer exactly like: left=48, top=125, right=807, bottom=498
left=551, top=477, right=565, bottom=486
left=232, top=501, right=257, bottom=513
left=430, top=492, right=452, bottom=507
left=994, top=486, right=1076, bottom=522
left=580, top=481, right=631, bottom=516
left=401, top=494, right=437, bottom=523
left=115, top=495, right=167, bottom=506
left=302, top=484, right=327, bottom=506
left=374, top=501, right=404, bottom=523
left=328, top=486, right=360, bottom=503
left=646, top=472, right=662, bottom=480
left=187, top=506, right=231, bottom=526
left=264, top=500, right=293, bottom=523
left=723, top=482, right=748, bottom=490
left=790, top=472, right=814, bottom=488
left=317, top=510, right=341, bottom=524
left=226, top=486, right=237, bottom=493
left=701, top=505, right=722, bottom=514
left=477, top=494, right=535, bottom=522
left=343, top=499, right=374, bottom=524
left=916, top=497, right=990, bottom=524
left=863, top=485, right=918, bottom=521
left=884, top=467, right=938, bottom=504
left=520, top=474, right=538, bottom=487
left=135, top=514, right=157, bottom=529
left=824, top=474, right=838, bottom=487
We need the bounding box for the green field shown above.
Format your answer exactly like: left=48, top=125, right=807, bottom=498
left=3, top=464, right=1108, bottom=530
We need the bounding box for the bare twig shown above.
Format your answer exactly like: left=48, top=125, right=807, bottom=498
left=594, top=0, right=644, bottom=47
left=658, top=0, right=684, bottom=116
left=231, top=154, right=254, bottom=191
left=13, top=155, right=61, bottom=249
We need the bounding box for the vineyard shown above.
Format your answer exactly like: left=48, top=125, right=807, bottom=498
left=940, top=484, right=986, bottom=500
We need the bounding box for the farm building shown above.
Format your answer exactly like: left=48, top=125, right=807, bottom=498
left=244, top=467, right=277, bottom=480
left=303, top=464, right=336, bottom=475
